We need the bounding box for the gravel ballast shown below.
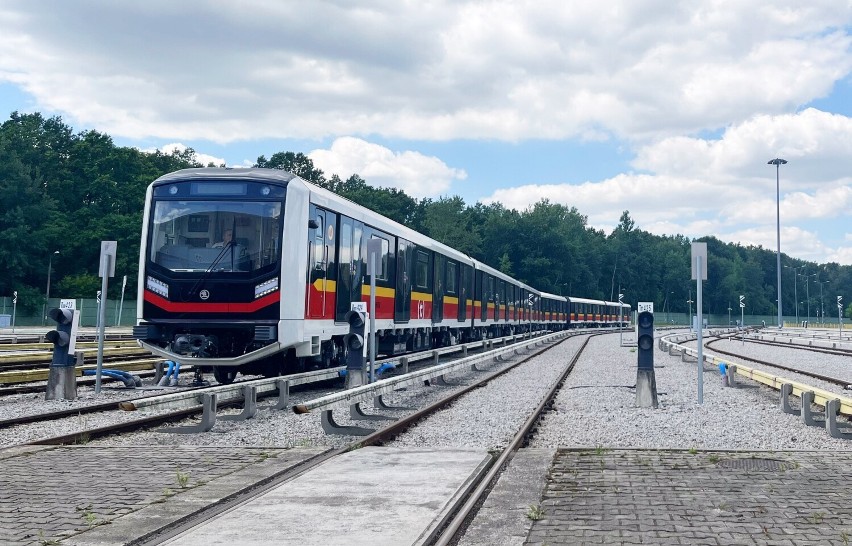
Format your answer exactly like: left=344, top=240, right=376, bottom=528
left=2, top=330, right=850, bottom=451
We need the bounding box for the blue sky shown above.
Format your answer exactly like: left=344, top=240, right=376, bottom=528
left=1, top=1, right=851, bottom=265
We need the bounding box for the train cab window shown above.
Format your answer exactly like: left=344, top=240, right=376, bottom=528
left=446, top=261, right=457, bottom=294
left=149, top=200, right=281, bottom=274
left=415, top=250, right=430, bottom=289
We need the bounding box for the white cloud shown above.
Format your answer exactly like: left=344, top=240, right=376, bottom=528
left=480, top=109, right=852, bottom=263
left=308, top=137, right=467, bottom=198
left=0, top=1, right=849, bottom=142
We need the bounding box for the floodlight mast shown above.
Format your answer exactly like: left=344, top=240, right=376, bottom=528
left=768, top=158, right=787, bottom=328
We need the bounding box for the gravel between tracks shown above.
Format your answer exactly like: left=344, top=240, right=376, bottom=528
left=3, top=330, right=851, bottom=450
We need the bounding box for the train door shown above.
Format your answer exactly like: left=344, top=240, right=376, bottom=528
left=432, top=253, right=444, bottom=323
left=395, top=238, right=412, bottom=322
left=459, top=264, right=472, bottom=322
left=412, top=248, right=432, bottom=320
left=335, top=215, right=364, bottom=322
left=488, top=275, right=496, bottom=320
left=307, top=206, right=336, bottom=320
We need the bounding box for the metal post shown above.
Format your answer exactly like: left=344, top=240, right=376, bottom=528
left=819, top=280, right=829, bottom=325
left=11, top=292, right=17, bottom=334
left=768, top=158, right=786, bottom=328
left=728, top=304, right=731, bottom=327
left=794, top=271, right=798, bottom=324
left=117, top=274, right=127, bottom=326
left=618, top=285, right=623, bottom=346
left=741, top=304, right=744, bottom=346
left=687, top=291, right=693, bottom=332
left=696, top=256, right=703, bottom=405
left=805, top=274, right=813, bottom=326
left=95, top=254, right=111, bottom=394
left=43, top=250, right=59, bottom=326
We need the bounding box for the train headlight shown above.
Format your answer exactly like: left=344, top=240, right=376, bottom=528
left=146, top=276, right=169, bottom=298
left=255, top=277, right=279, bottom=299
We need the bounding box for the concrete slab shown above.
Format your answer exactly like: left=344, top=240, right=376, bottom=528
left=459, top=448, right=556, bottom=546
left=163, top=447, right=491, bottom=546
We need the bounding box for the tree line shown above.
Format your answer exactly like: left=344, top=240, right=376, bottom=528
left=2, top=112, right=850, bottom=320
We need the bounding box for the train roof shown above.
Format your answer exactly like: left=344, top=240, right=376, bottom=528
left=538, top=291, right=567, bottom=302
left=604, top=301, right=631, bottom=308
left=152, top=167, right=296, bottom=186
left=567, top=296, right=606, bottom=305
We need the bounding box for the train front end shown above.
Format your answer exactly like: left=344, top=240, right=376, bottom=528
left=134, top=168, right=300, bottom=383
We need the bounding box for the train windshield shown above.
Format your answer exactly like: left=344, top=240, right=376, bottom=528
left=149, top=200, right=282, bottom=273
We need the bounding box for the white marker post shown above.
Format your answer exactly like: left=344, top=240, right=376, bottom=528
left=691, top=242, right=707, bottom=405
left=96, top=241, right=117, bottom=394
left=839, top=296, right=844, bottom=338
left=11, top=291, right=16, bottom=334
left=740, top=295, right=745, bottom=345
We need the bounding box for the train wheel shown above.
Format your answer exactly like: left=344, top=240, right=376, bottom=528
left=213, top=367, right=238, bottom=385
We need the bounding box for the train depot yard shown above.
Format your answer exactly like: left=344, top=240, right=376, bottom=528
left=2, top=325, right=852, bottom=545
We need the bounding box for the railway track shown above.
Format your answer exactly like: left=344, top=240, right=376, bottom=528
left=128, top=331, right=594, bottom=545
left=4, top=330, right=562, bottom=447
left=733, top=335, right=852, bottom=357
left=705, top=337, right=852, bottom=389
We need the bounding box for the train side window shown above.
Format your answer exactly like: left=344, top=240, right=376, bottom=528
left=446, top=261, right=457, bottom=294
left=415, top=250, right=429, bottom=289
left=487, top=276, right=494, bottom=302
left=313, top=215, right=324, bottom=270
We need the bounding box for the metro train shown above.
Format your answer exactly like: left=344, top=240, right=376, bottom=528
left=133, top=168, right=631, bottom=384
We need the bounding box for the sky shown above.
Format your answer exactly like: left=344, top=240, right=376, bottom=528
left=1, top=1, right=851, bottom=266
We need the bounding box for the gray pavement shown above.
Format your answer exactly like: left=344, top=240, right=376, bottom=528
left=4, top=444, right=852, bottom=545
left=0, top=445, right=325, bottom=546
left=523, top=448, right=852, bottom=545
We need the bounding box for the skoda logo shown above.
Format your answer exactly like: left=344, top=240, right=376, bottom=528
left=199, top=290, right=210, bottom=300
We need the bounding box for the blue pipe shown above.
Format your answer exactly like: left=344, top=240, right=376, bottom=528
left=158, top=360, right=180, bottom=386
left=82, top=369, right=137, bottom=388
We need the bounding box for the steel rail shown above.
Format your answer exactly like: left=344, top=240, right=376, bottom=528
left=130, top=328, right=580, bottom=546
left=430, top=333, right=595, bottom=545
left=705, top=339, right=852, bottom=388
left=660, top=336, right=852, bottom=416
left=119, top=331, right=550, bottom=414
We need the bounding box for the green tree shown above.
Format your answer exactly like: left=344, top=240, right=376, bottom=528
left=254, top=152, right=325, bottom=184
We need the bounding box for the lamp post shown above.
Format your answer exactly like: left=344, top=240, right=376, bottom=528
left=818, top=280, right=830, bottom=325
left=805, top=273, right=816, bottom=326
left=43, top=250, right=60, bottom=326
left=768, top=158, right=787, bottom=327
left=784, top=265, right=800, bottom=325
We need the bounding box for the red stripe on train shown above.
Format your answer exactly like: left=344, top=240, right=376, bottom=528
left=144, top=290, right=280, bottom=313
